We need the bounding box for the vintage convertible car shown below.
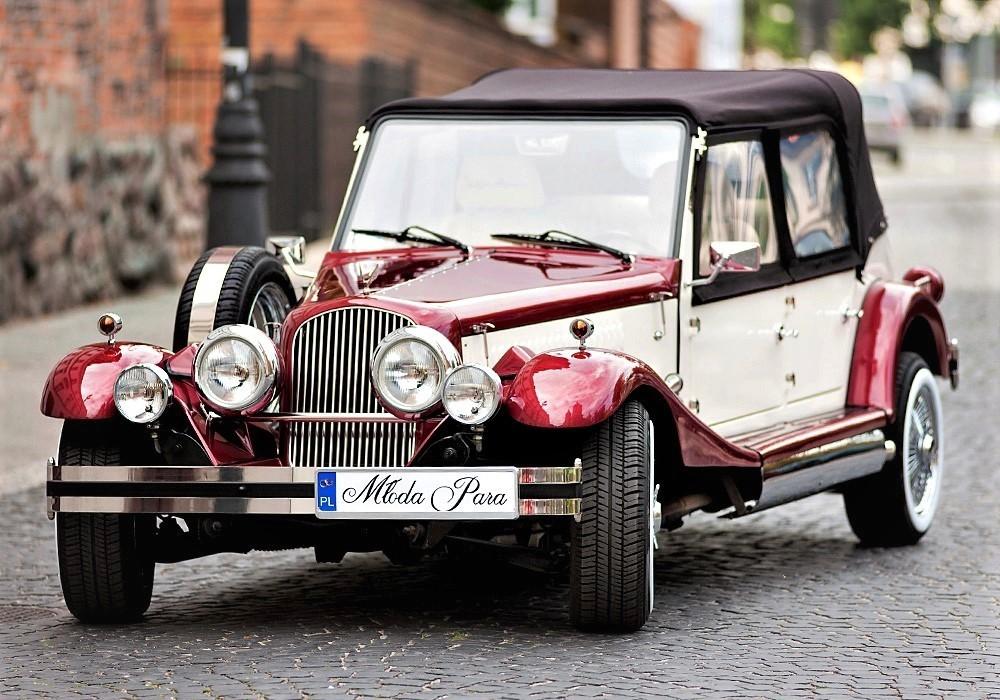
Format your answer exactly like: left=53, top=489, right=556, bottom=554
left=42, top=69, right=958, bottom=632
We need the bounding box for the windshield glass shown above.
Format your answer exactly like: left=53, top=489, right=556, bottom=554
left=337, top=118, right=688, bottom=258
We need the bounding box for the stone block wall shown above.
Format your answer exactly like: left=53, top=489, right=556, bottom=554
left=0, top=0, right=206, bottom=323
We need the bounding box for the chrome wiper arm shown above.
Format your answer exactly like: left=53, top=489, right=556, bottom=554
left=491, top=229, right=633, bottom=265
left=352, top=225, right=469, bottom=254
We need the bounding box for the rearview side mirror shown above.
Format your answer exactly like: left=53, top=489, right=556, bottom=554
left=686, top=240, right=761, bottom=288
left=266, top=235, right=315, bottom=281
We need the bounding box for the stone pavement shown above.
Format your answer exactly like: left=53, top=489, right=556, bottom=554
left=0, top=133, right=997, bottom=698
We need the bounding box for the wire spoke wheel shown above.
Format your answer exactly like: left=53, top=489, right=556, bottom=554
left=902, top=372, right=943, bottom=529
left=248, top=281, right=292, bottom=341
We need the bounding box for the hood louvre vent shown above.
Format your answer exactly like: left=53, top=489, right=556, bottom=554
left=288, top=307, right=415, bottom=468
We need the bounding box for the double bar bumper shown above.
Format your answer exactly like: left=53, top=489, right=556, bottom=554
left=46, top=463, right=582, bottom=519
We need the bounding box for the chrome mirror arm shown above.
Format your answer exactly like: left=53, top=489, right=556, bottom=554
left=279, top=247, right=316, bottom=280
left=685, top=255, right=731, bottom=289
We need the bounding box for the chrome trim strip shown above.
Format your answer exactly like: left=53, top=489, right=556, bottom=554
left=751, top=429, right=887, bottom=513
left=50, top=464, right=583, bottom=485
left=518, top=466, right=583, bottom=484
left=53, top=496, right=316, bottom=516
left=519, top=498, right=582, bottom=517
left=187, top=246, right=241, bottom=346
left=244, top=412, right=407, bottom=424
left=51, top=465, right=320, bottom=483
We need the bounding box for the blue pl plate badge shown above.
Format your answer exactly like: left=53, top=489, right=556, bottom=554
left=316, top=471, right=337, bottom=512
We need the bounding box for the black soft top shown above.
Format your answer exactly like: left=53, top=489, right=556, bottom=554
left=368, top=68, right=885, bottom=247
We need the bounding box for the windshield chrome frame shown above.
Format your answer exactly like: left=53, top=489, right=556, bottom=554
left=330, top=114, right=693, bottom=259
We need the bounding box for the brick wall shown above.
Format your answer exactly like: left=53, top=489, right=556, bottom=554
left=365, top=0, right=577, bottom=97
left=646, top=2, right=701, bottom=71
left=166, top=0, right=584, bottom=163
left=0, top=0, right=205, bottom=323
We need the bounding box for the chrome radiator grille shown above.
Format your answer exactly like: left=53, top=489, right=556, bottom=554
left=288, top=307, right=415, bottom=467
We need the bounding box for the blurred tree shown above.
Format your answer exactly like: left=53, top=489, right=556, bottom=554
left=832, top=0, right=908, bottom=59
left=465, top=0, right=515, bottom=14
left=745, top=0, right=798, bottom=58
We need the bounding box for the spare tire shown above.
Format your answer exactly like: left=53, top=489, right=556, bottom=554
left=173, top=246, right=297, bottom=350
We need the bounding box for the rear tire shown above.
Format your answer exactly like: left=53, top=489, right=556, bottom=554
left=56, top=422, right=155, bottom=623
left=173, top=246, right=295, bottom=350
left=570, top=399, right=655, bottom=632
left=843, top=352, right=944, bottom=546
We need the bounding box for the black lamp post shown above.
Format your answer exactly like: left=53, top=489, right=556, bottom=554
left=204, top=0, right=269, bottom=248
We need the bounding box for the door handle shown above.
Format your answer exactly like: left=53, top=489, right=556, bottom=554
left=775, top=323, right=799, bottom=341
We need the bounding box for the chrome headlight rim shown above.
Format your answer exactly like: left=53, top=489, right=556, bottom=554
left=113, top=363, right=173, bottom=424
left=193, top=324, right=280, bottom=414
left=442, top=364, right=503, bottom=426
left=370, top=325, right=461, bottom=414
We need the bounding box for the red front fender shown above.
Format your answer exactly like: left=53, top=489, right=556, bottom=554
left=847, top=280, right=952, bottom=418
left=506, top=348, right=759, bottom=468
left=40, top=342, right=170, bottom=420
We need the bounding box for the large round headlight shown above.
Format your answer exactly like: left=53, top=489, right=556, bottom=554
left=442, top=365, right=502, bottom=425
left=114, top=363, right=172, bottom=424
left=371, top=326, right=461, bottom=414
left=194, top=325, right=280, bottom=413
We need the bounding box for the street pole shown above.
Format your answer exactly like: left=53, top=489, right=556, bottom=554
left=204, top=0, right=269, bottom=249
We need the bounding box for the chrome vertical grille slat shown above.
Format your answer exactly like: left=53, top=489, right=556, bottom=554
left=288, top=307, right=415, bottom=468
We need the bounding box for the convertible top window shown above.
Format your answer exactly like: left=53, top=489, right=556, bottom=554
left=780, top=130, right=851, bottom=258
left=339, top=119, right=687, bottom=258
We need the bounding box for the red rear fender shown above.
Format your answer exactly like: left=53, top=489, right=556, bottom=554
left=848, top=280, right=953, bottom=418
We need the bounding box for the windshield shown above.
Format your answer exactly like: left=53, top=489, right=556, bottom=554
left=336, top=118, right=688, bottom=258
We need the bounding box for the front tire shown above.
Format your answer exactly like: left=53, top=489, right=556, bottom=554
left=56, top=422, right=155, bottom=623
left=843, top=352, right=944, bottom=546
left=173, top=246, right=295, bottom=350
left=570, top=399, right=655, bottom=632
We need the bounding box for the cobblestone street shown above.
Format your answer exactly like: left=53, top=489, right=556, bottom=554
left=1, top=133, right=998, bottom=698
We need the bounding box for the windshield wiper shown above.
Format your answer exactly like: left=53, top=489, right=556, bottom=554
left=352, top=225, right=469, bottom=254
left=490, top=230, right=634, bottom=265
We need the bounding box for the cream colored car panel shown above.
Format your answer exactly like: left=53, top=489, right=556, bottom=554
left=460, top=301, right=678, bottom=381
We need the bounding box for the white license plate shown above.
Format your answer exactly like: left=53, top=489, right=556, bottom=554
left=315, top=467, right=519, bottom=520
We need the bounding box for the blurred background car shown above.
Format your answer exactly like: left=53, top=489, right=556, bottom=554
left=896, top=70, right=951, bottom=127
left=861, top=83, right=910, bottom=165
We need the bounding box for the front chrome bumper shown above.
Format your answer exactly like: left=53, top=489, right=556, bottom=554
left=46, top=463, right=582, bottom=519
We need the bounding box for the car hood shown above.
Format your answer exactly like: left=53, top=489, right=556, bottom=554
left=298, top=246, right=680, bottom=337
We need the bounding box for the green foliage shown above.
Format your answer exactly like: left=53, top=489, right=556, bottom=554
left=744, top=0, right=799, bottom=58
left=832, top=0, right=909, bottom=59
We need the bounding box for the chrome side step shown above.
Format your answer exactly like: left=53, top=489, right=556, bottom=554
left=741, top=429, right=891, bottom=515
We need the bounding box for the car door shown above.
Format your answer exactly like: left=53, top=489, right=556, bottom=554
left=776, top=128, right=867, bottom=418
left=678, top=135, right=792, bottom=437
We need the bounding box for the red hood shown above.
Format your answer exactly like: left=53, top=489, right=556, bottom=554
left=284, top=246, right=679, bottom=348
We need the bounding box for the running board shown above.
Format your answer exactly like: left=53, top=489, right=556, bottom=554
left=736, top=429, right=892, bottom=516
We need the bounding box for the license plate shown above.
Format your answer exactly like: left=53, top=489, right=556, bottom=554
left=315, top=467, right=519, bottom=519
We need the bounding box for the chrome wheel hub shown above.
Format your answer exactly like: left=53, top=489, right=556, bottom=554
left=906, top=382, right=940, bottom=516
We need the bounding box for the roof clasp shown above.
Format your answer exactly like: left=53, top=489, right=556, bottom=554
left=693, top=127, right=708, bottom=160
left=353, top=126, right=369, bottom=152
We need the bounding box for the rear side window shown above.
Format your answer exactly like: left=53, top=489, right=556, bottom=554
left=699, top=139, right=779, bottom=276
left=780, top=130, right=850, bottom=257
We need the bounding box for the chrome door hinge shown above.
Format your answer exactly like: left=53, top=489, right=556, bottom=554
left=353, top=126, right=369, bottom=152
left=693, top=127, right=708, bottom=160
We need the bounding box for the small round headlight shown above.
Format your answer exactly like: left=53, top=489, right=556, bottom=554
left=371, top=326, right=460, bottom=414
left=442, top=365, right=502, bottom=425
left=114, top=363, right=172, bottom=424
left=194, top=325, right=279, bottom=413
